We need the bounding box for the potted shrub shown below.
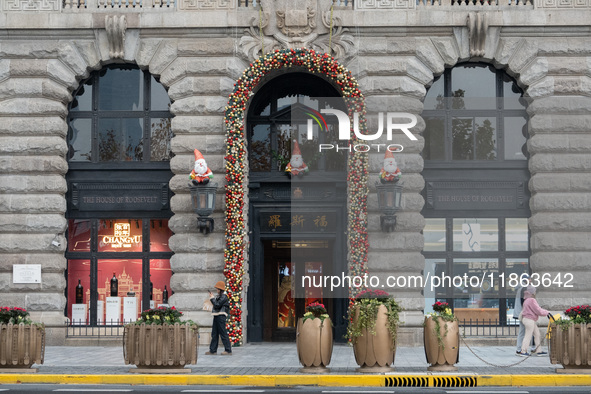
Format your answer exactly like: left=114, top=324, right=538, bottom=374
left=123, top=306, right=199, bottom=372
left=0, top=307, right=44, bottom=371
left=423, top=301, right=460, bottom=371
left=296, top=302, right=333, bottom=372
left=347, top=289, right=401, bottom=372
left=549, top=304, right=591, bottom=373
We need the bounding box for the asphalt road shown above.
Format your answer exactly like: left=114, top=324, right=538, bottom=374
left=0, top=386, right=590, bottom=394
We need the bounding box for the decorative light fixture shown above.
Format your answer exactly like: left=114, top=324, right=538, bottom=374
left=376, top=182, right=402, bottom=232
left=190, top=183, right=217, bottom=234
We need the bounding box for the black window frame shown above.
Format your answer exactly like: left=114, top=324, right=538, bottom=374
left=67, top=64, right=173, bottom=170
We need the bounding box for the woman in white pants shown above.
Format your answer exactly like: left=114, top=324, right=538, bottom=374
left=518, top=286, right=550, bottom=357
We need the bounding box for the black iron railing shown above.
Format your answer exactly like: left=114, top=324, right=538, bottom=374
left=66, top=320, right=126, bottom=338
left=459, top=319, right=520, bottom=337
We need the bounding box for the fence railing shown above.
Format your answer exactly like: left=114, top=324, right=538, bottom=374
left=459, top=319, right=520, bottom=337
left=66, top=320, right=126, bottom=338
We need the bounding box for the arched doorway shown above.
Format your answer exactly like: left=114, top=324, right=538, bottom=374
left=246, top=72, right=348, bottom=341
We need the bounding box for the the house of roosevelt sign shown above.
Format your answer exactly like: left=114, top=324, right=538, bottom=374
left=425, top=181, right=526, bottom=210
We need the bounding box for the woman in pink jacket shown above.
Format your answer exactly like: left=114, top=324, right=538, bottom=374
left=518, top=285, right=550, bottom=357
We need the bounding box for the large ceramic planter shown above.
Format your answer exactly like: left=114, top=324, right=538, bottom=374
left=352, top=304, right=396, bottom=372
left=296, top=317, right=333, bottom=372
left=0, top=323, right=45, bottom=371
left=423, top=316, right=459, bottom=371
left=550, top=323, right=591, bottom=373
left=123, top=323, right=198, bottom=373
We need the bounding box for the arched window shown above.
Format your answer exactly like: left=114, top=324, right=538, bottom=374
left=423, top=63, right=528, bottom=163
left=247, top=72, right=347, bottom=179
left=65, top=65, right=174, bottom=327
left=68, top=65, right=172, bottom=163
left=421, top=64, right=530, bottom=326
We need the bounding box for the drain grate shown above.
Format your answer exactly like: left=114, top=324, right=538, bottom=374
left=385, top=376, right=477, bottom=387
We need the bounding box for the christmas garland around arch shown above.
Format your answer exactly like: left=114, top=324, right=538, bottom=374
left=223, top=48, right=369, bottom=344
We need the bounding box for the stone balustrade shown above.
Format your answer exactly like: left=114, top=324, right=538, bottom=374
left=7, top=0, right=586, bottom=12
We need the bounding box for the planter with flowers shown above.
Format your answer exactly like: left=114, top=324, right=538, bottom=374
left=347, top=289, right=401, bottom=372
left=0, top=307, right=44, bottom=370
left=423, top=301, right=459, bottom=371
left=296, top=302, right=333, bottom=372
left=123, top=306, right=199, bottom=372
left=549, top=304, right=591, bottom=373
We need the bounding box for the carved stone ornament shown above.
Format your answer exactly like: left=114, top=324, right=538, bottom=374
left=105, top=15, right=127, bottom=59
left=239, top=0, right=355, bottom=62
left=467, top=12, right=488, bottom=58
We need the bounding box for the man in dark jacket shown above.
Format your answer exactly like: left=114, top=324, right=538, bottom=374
left=205, top=281, right=232, bottom=355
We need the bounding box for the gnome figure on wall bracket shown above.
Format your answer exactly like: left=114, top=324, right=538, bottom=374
left=285, top=140, right=309, bottom=179
left=379, top=150, right=402, bottom=183
left=189, top=149, right=213, bottom=186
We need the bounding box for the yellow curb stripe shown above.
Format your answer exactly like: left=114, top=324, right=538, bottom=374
left=0, top=374, right=590, bottom=387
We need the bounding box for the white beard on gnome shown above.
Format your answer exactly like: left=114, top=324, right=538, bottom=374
left=290, top=154, right=304, bottom=169
left=383, top=157, right=398, bottom=173
left=194, top=159, right=208, bottom=175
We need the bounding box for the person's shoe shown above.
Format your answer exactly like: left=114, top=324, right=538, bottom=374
left=536, top=351, right=548, bottom=356
left=205, top=351, right=217, bottom=355
left=221, top=351, right=232, bottom=356
left=515, top=350, right=521, bottom=355
left=517, top=351, right=530, bottom=357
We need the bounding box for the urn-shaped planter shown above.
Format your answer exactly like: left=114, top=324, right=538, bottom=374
left=296, top=317, right=333, bottom=372
left=549, top=323, right=591, bottom=373
left=123, top=323, right=198, bottom=373
left=423, top=316, right=460, bottom=371
left=0, top=323, right=45, bottom=371
left=352, top=304, right=397, bottom=372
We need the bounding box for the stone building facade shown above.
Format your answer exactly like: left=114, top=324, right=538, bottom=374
left=0, top=0, right=590, bottom=345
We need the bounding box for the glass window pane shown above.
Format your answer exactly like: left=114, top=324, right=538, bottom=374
left=70, top=81, right=92, bottom=112
left=98, top=219, right=143, bottom=252
left=150, top=219, right=172, bottom=252
left=250, top=124, right=271, bottom=172
left=98, top=118, right=143, bottom=162
left=424, top=117, right=445, bottom=160
left=451, top=66, right=496, bottom=110
left=506, top=218, right=528, bottom=251
left=277, top=95, right=297, bottom=112
left=503, top=77, right=524, bottom=110
left=424, top=259, right=447, bottom=313
left=475, top=117, right=497, bottom=160
left=277, top=125, right=295, bottom=172
left=453, top=218, right=498, bottom=251
left=453, top=258, right=500, bottom=322
left=150, top=76, right=170, bottom=111
left=68, top=119, right=92, bottom=162
left=505, top=259, right=529, bottom=300
left=98, top=259, right=143, bottom=323
left=150, top=259, right=173, bottom=307
left=68, top=219, right=90, bottom=252
left=150, top=117, right=172, bottom=161
left=424, top=219, right=446, bottom=251
left=323, top=124, right=347, bottom=171
left=278, top=261, right=295, bottom=328
left=424, top=77, right=445, bottom=110
left=294, top=123, right=319, bottom=171
left=99, top=68, right=143, bottom=111
left=452, top=117, right=473, bottom=160
left=504, top=117, right=527, bottom=160
left=67, top=259, right=90, bottom=324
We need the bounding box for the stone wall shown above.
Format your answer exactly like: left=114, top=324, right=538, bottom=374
left=0, top=1, right=589, bottom=345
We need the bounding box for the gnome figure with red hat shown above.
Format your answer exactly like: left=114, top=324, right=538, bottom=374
left=285, top=139, right=309, bottom=178
left=379, top=150, right=402, bottom=183
left=189, top=149, right=213, bottom=186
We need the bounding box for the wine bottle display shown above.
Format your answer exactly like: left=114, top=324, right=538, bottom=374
left=110, top=272, right=118, bottom=297
left=163, top=285, right=168, bottom=304
left=76, top=279, right=83, bottom=304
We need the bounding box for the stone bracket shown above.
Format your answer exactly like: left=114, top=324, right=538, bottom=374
left=105, top=15, right=127, bottom=59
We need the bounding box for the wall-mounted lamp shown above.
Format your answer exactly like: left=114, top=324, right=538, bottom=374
left=190, top=183, right=217, bottom=234
left=376, top=182, right=402, bottom=232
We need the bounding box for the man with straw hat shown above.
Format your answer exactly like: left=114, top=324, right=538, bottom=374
left=205, top=280, right=232, bottom=355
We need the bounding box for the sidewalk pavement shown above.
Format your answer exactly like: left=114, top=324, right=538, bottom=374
left=34, top=343, right=554, bottom=375
left=2, top=343, right=590, bottom=388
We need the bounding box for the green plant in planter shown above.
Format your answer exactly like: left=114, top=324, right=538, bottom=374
left=426, top=301, right=457, bottom=350
left=303, top=302, right=331, bottom=324
left=0, top=307, right=33, bottom=325
left=135, top=306, right=198, bottom=329
left=347, top=289, right=401, bottom=349
left=553, top=304, right=591, bottom=331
